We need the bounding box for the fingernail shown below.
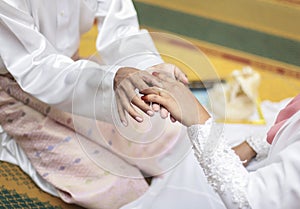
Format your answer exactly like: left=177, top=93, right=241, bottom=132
left=161, top=112, right=169, bottom=119
left=135, top=116, right=143, bottom=122
left=170, top=116, right=176, bottom=123
left=152, top=72, right=159, bottom=76
left=122, top=121, right=128, bottom=127
left=147, top=110, right=154, bottom=116
left=184, top=77, right=189, bottom=84
left=153, top=106, right=160, bottom=112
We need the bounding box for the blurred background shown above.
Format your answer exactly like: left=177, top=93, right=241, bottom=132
left=80, top=0, right=300, bottom=102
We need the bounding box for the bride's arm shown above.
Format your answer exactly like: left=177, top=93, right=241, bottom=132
left=141, top=72, right=252, bottom=208
left=141, top=73, right=300, bottom=209
left=232, top=136, right=270, bottom=166
left=187, top=119, right=251, bottom=208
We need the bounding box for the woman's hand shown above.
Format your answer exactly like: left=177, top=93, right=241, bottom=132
left=146, top=63, right=189, bottom=119
left=232, top=141, right=257, bottom=166
left=141, top=72, right=210, bottom=127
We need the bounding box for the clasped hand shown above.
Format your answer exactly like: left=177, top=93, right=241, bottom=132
left=113, top=63, right=188, bottom=126
left=141, top=72, right=210, bottom=127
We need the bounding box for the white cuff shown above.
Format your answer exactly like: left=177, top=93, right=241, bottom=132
left=246, top=136, right=270, bottom=161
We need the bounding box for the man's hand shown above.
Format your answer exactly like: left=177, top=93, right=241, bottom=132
left=147, top=63, right=189, bottom=84
left=114, top=67, right=162, bottom=126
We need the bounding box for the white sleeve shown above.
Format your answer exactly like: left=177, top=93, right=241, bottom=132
left=0, top=1, right=119, bottom=123
left=188, top=119, right=300, bottom=209
left=95, top=0, right=164, bottom=69
left=245, top=113, right=300, bottom=208
left=245, top=135, right=270, bottom=161
left=187, top=119, right=251, bottom=209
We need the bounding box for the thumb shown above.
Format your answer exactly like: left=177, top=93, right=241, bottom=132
left=174, top=67, right=189, bottom=84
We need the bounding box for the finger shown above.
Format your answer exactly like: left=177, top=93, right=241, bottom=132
left=116, top=95, right=128, bottom=126
left=127, top=77, right=149, bottom=93
left=140, top=86, right=163, bottom=95
left=174, top=66, right=189, bottom=84
left=126, top=102, right=144, bottom=123
left=131, top=96, right=154, bottom=117
left=152, top=72, right=174, bottom=83
left=119, top=90, right=144, bottom=123
left=121, top=84, right=154, bottom=118
left=160, top=106, right=169, bottom=119
left=152, top=103, right=160, bottom=112
left=117, top=73, right=149, bottom=95
left=140, top=72, right=163, bottom=88
left=141, top=88, right=169, bottom=113
left=141, top=94, right=165, bottom=106
left=119, top=80, right=142, bottom=103
left=170, top=115, right=177, bottom=123
left=128, top=72, right=162, bottom=92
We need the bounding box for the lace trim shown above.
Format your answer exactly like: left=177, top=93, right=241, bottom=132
left=188, top=119, right=250, bottom=208
left=246, top=135, right=270, bottom=161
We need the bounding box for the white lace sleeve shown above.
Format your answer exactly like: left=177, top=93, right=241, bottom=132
left=187, top=118, right=251, bottom=209
left=245, top=136, right=270, bottom=161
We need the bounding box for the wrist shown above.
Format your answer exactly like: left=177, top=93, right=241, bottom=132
left=197, top=103, right=211, bottom=125
left=186, top=101, right=210, bottom=126
left=232, top=141, right=257, bottom=166
left=243, top=141, right=257, bottom=159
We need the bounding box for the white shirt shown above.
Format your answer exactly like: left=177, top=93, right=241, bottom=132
left=0, top=0, right=163, bottom=122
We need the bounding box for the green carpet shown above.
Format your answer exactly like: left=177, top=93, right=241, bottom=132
left=134, top=1, right=300, bottom=67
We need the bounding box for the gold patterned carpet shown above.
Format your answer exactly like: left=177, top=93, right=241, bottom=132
left=0, top=161, right=83, bottom=209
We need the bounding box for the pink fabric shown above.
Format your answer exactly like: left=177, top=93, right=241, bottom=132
left=267, top=94, right=300, bottom=144
left=0, top=76, right=183, bottom=175
left=0, top=76, right=148, bottom=209
left=0, top=75, right=184, bottom=208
